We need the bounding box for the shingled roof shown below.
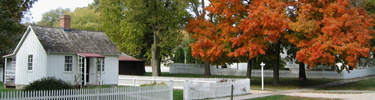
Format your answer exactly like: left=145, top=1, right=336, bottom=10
left=119, top=53, right=142, bottom=62
left=31, top=25, right=121, bottom=55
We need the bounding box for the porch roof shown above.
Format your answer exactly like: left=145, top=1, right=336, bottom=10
left=2, top=54, right=14, bottom=58
left=119, top=53, right=142, bottom=62
left=78, top=53, right=104, bottom=58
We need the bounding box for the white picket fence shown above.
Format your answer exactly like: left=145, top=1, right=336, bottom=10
left=0, top=85, right=173, bottom=100
left=184, top=79, right=250, bottom=100
left=118, top=75, right=227, bottom=89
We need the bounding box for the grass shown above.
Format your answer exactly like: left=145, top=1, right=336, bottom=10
left=144, top=72, right=338, bottom=90
left=320, top=77, right=375, bottom=90
left=84, top=85, right=122, bottom=89
left=173, top=89, right=183, bottom=100
left=144, top=72, right=246, bottom=78
left=248, top=95, right=338, bottom=100
left=250, top=77, right=336, bottom=90
left=0, top=82, right=17, bottom=92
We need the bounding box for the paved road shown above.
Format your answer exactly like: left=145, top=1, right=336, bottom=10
left=212, top=76, right=375, bottom=100
left=285, top=91, right=375, bottom=100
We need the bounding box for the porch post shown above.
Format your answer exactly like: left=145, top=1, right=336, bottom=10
left=101, top=58, right=104, bottom=84
left=77, top=56, right=81, bottom=86
left=96, top=58, right=101, bottom=85
left=84, top=57, right=87, bottom=86
left=3, top=58, right=7, bottom=83
left=95, top=58, right=98, bottom=85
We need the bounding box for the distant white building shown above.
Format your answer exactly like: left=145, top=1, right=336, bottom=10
left=3, top=15, right=120, bottom=89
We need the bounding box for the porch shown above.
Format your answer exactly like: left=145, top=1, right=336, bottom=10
left=77, top=53, right=105, bottom=86
left=3, top=55, right=16, bottom=87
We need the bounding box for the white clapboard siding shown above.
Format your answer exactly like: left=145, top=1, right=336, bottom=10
left=0, top=85, right=173, bottom=100
left=4, top=61, right=15, bottom=85
left=184, top=79, right=250, bottom=100
left=15, top=28, right=48, bottom=85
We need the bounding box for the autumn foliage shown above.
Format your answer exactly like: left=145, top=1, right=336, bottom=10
left=187, top=0, right=374, bottom=68
left=186, top=0, right=247, bottom=64
left=229, top=0, right=289, bottom=59
left=287, top=0, right=375, bottom=67
left=187, top=0, right=289, bottom=63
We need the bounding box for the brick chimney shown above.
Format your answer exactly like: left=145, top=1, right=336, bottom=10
left=59, top=15, right=71, bottom=31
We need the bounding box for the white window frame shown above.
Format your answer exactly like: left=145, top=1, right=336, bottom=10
left=64, top=56, right=73, bottom=71
left=102, top=58, right=105, bottom=71
left=97, top=58, right=104, bottom=71
left=27, top=55, right=33, bottom=70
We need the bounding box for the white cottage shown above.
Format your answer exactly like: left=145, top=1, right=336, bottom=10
left=3, top=15, right=120, bottom=89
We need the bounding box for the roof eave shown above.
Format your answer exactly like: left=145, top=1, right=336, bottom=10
left=3, top=54, right=14, bottom=58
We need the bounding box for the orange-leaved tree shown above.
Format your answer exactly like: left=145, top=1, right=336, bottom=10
left=229, top=0, right=289, bottom=84
left=186, top=0, right=247, bottom=76
left=287, top=0, right=375, bottom=70
left=186, top=0, right=290, bottom=81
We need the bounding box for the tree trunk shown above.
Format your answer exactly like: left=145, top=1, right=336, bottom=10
left=298, top=62, right=307, bottom=81
left=201, top=0, right=205, bottom=15
left=273, top=42, right=280, bottom=85
left=152, top=31, right=161, bottom=76
left=204, top=62, right=211, bottom=76
left=246, top=60, right=252, bottom=79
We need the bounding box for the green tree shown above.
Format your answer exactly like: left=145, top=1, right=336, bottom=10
left=37, top=2, right=101, bottom=31
left=0, top=0, right=37, bottom=65
left=174, top=47, right=185, bottom=63
left=67, top=7, right=101, bottom=31
left=101, top=0, right=189, bottom=76
left=37, top=8, right=70, bottom=27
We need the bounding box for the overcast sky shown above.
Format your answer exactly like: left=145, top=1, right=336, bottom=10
left=22, top=0, right=94, bottom=23
left=22, top=0, right=211, bottom=23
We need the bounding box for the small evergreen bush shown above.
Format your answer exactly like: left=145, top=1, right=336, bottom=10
left=24, top=77, right=73, bottom=91
left=174, top=47, right=185, bottom=63
left=140, top=81, right=167, bottom=87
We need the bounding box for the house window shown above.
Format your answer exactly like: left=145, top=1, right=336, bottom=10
left=97, top=59, right=101, bottom=71
left=97, top=58, right=104, bottom=71
left=27, top=55, right=33, bottom=70
left=79, top=56, right=84, bottom=71
left=96, top=58, right=104, bottom=71
left=64, top=56, right=73, bottom=71
left=102, top=59, right=105, bottom=71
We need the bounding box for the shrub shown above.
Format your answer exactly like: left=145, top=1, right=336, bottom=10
left=174, top=47, right=185, bottom=63
left=140, top=81, right=167, bottom=87
left=24, top=77, right=73, bottom=91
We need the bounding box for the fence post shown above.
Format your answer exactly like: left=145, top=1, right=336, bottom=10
left=133, top=78, right=136, bottom=86
left=170, top=80, right=174, bottom=100
left=248, top=78, right=251, bottom=93
left=183, top=80, right=190, bottom=100
left=96, top=88, right=99, bottom=100
left=231, top=84, right=234, bottom=100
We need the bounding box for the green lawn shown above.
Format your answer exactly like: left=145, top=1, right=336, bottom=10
left=248, top=95, right=338, bottom=100
left=144, top=72, right=338, bottom=90
left=174, top=89, right=183, bottom=100
left=0, top=82, right=17, bottom=92
left=144, top=72, right=246, bottom=78
left=320, top=77, right=375, bottom=90
left=250, top=77, right=336, bottom=90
